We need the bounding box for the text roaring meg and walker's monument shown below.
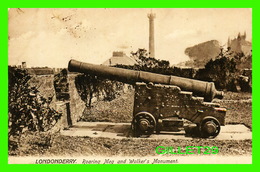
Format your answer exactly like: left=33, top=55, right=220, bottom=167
left=148, top=12, right=156, bottom=58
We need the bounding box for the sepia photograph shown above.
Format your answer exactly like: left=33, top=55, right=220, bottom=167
left=8, top=8, right=252, bottom=164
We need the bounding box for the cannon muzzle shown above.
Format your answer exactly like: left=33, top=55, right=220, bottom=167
left=68, top=59, right=224, bottom=101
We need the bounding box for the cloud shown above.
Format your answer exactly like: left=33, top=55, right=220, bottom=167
left=165, top=29, right=206, bottom=41
left=9, top=31, right=35, bottom=41
left=57, top=28, right=67, bottom=35
left=117, top=44, right=129, bottom=49
left=8, top=8, right=252, bottom=67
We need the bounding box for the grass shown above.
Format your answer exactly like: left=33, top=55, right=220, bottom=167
left=213, top=92, right=252, bottom=129
left=9, top=91, right=252, bottom=157
left=81, top=90, right=252, bottom=130
left=80, top=89, right=134, bottom=123
left=9, top=134, right=252, bottom=157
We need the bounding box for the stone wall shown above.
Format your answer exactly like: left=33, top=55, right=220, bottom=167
left=29, top=74, right=85, bottom=129
left=68, top=74, right=86, bottom=125
left=29, top=75, right=56, bottom=100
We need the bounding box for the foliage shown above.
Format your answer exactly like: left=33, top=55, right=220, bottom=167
left=114, top=49, right=195, bottom=78
left=131, top=48, right=170, bottom=69
left=195, top=48, right=250, bottom=91
left=203, top=57, right=237, bottom=89
left=75, top=74, right=124, bottom=107
left=53, top=69, right=70, bottom=101
left=8, top=67, right=62, bottom=146
left=75, top=47, right=251, bottom=110
left=120, top=48, right=251, bottom=91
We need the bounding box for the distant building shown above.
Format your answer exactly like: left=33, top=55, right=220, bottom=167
left=227, top=32, right=252, bottom=56
left=102, top=51, right=137, bottom=66
left=12, top=62, right=59, bottom=75
left=27, top=67, right=54, bottom=75
left=22, top=62, right=26, bottom=68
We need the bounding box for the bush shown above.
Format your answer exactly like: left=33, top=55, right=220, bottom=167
left=75, top=74, right=124, bottom=107
left=196, top=56, right=238, bottom=90
left=195, top=48, right=251, bottom=91
left=8, top=67, right=62, bottom=149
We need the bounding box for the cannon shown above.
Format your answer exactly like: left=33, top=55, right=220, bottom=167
left=68, top=59, right=226, bottom=138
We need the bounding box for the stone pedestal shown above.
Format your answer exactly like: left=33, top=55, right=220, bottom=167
left=54, top=101, right=72, bottom=129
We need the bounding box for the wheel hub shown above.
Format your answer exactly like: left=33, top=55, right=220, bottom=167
left=203, top=121, right=217, bottom=134
left=132, top=112, right=156, bottom=137
left=200, top=117, right=221, bottom=138
left=139, top=119, right=149, bottom=131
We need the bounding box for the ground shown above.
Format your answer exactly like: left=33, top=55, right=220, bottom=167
left=9, top=91, right=252, bottom=157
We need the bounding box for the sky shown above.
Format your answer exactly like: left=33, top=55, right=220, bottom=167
left=8, top=8, right=252, bottom=68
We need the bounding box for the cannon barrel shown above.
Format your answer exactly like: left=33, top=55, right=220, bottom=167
left=68, top=59, right=224, bottom=101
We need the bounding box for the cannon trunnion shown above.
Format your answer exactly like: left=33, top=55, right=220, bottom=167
left=68, top=59, right=227, bottom=138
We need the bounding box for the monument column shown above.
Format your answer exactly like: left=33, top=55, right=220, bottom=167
left=148, top=12, right=156, bottom=58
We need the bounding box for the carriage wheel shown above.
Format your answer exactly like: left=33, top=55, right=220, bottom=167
left=199, top=116, right=221, bottom=139
left=132, top=112, right=156, bottom=137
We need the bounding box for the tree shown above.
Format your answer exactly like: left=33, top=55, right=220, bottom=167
left=74, top=74, right=124, bottom=108
left=8, top=67, right=62, bottom=149
left=196, top=48, right=240, bottom=90
left=130, top=48, right=170, bottom=72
